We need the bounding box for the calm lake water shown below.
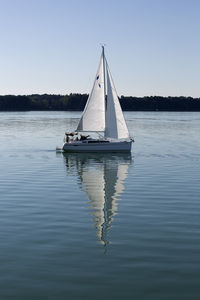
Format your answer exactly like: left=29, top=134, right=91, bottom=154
left=0, top=111, right=200, bottom=300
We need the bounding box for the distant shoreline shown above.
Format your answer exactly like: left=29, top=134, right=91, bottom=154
left=1, top=94, right=200, bottom=111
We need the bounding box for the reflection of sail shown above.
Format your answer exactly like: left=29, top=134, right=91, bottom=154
left=62, top=153, right=132, bottom=246
left=81, top=166, right=105, bottom=243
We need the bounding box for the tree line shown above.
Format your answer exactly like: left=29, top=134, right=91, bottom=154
left=0, top=94, right=200, bottom=111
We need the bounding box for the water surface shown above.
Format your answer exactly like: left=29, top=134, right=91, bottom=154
left=0, top=111, right=200, bottom=300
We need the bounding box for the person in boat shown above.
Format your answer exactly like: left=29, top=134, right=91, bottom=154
left=80, top=134, right=89, bottom=141
left=65, top=133, right=70, bottom=143
left=65, top=132, right=78, bottom=143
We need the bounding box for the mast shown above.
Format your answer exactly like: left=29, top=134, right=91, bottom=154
left=102, top=46, right=106, bottom=124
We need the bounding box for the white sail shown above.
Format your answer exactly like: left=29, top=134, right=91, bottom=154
left=105, top=65, right=130, bottom=139
left=76, top=54, right=105, bottom=132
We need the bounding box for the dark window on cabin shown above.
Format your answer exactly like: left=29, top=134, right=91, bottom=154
left=88, top=140, right=109, bottom=144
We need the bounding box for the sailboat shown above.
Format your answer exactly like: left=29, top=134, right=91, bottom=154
left=62, top=46, right=133, bottom=152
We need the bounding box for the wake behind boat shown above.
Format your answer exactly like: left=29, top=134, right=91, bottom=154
left=62, top=47, right=133, bottom=152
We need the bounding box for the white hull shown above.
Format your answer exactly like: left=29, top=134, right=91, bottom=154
left=62, top=141, right=132, bottom=152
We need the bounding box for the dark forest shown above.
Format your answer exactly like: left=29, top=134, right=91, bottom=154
left=1, top=94, right=200, bottom=111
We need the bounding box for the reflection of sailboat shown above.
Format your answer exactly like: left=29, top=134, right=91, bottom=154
left=62, top=153, right=132, bottom=246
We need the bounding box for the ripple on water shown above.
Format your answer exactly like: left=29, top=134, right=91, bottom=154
left=0, top=111, right=200, bottom=299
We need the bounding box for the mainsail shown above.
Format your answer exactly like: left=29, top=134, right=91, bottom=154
left=76, top=54, right=105, bottom=132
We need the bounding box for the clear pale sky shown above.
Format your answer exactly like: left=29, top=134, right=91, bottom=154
left=0, top=0, right=200, bottom=97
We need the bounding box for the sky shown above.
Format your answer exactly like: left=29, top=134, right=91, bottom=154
left=0, top=0, right=200, bottom=97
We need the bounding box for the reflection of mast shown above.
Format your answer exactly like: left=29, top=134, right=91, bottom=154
left=62, top=153, right=132, bottom=246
